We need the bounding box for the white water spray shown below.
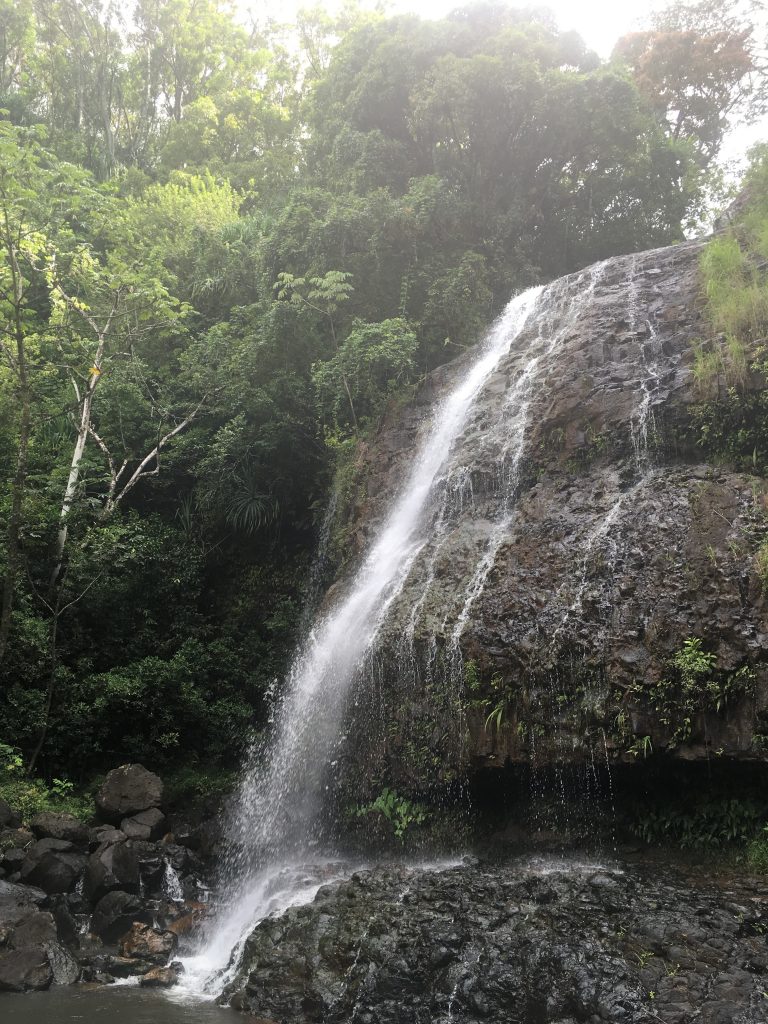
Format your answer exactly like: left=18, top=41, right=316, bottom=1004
left=184, top=285, right=545, bottom=995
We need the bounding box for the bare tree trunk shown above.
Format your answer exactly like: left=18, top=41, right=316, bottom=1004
left=49, top=333, right=107, bottom=592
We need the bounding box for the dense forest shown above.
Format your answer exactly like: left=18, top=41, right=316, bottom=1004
left=0, top=0, right=764, bottom=804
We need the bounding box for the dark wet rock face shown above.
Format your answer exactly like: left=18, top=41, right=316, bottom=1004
left=19, top=839, right=87, bottom=895
left=90, top=891, right=151, bottom=942
left=332, top=240, right=768, bottom=786
left=224, top=858, right=768, bottom=1024
left=84, top=839, right=141, bottom=902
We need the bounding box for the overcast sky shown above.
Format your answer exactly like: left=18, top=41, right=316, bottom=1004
left=238, top=0, right=665, bottom=57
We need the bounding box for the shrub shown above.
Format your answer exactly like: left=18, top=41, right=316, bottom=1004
left=0, top=743, right=92, bottom=824
left=355, top=787, right=427, bottom=840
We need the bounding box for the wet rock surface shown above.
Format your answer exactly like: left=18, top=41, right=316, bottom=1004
left=118, top=922, right=177, bottom=964
left=224, top=856, right=768, bottom=1024
left=0, top=764, right=216, bottom=997
left=334, top=239, right=768, bottom=781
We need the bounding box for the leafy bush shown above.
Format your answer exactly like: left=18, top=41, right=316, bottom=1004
left=355, top=787, right=428, bottom=841
left=0, top=743, right=93, bottom=824
left=746, top=835, right=768, bottom=873
left=632, top=797, right=764, bottom=850
left=634, top=638, right=755, bottom=747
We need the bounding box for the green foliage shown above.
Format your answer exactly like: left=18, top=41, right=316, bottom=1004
left=632, top=797, right=763, bottom=850
left=355, top=787, right=427, bottom=841
left=0, top=743, right=92, bottom=823
left=689, top=148, right=768, bottom=468
left=631, top=638, right=755, bottom=748
left=746, top=834, right=768, bottom=873
left=672, top=636, right=717, bottom=686
left=313, top=318, right=418, bottom=432
left=756, top=540, right=768, bottom=593
left=163, top=764, right=237, bottom=809
left=700, top=235, right=768, bottom=341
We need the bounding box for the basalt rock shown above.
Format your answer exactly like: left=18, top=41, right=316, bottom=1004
left=84, top=839, right=140, bottom=902
left=118, top=922, right=177, bottom=964
left=0, top=800, right=20, bottom=829
left=120, top=808, right=166, bottom=842
left=18, top=840, right=86, bottom=895
left=90, top=890, right=151, bottom=942
left=95, top=764, right=163, bottom=824
left=0, top=881, right=46, bottom=930
left=224, top=857, right=768, bottom=1024
left=333, top=240, right=768, bottom=785
left=139, top=961, right=184, bottom=988
left=8, top=911, right=57, bottom=949
left=103, top=955, right=153, bottom=978
left=0, top=948, right=52, bottom=991
left=45, top=941, right=80, bottom=985
left=29, top=813, right=88, bottom=848
left=88, top=825, right=127, bottom=849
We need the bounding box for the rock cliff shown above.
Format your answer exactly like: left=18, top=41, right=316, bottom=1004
left=331, top=238, right=768, bottom=790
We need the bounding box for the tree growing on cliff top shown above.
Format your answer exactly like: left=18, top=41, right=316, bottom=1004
left=614, top=0, right=760, bottom=167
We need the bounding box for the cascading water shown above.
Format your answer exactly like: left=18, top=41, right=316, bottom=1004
left=182, top=284, right=546, bottom=996
left=182, top=252, right=680, bottom=1000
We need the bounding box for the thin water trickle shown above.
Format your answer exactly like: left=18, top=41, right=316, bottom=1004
left=162, top=860, right=185, bottom=903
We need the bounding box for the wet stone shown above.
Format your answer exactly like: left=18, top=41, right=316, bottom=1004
left=220, top=857, right=768, bottom=1024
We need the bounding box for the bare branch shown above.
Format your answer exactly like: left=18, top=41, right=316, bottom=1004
left=59, top=571, right=107, bottom=616
left=105, top=400, right=205, bottom=515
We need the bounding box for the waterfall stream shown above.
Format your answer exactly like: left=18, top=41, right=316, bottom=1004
left=180, top=255, right=662, bottom=998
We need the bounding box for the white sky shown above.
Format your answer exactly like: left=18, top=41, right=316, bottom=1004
left=240, top=0, right=665, bottom=57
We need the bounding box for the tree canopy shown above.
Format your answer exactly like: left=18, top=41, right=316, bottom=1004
left=0, top=0, right=762, bottom=787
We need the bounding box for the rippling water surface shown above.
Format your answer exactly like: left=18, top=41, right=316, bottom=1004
left=1, top=986, right=235, bottom=1022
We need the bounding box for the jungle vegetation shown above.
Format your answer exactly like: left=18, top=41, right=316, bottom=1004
left=0, top=0, right=763, bottom=795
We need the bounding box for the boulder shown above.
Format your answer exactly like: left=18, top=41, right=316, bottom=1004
left=82, top=968, right=115, bottom=984
left=0, top=827, right=34, bottom=850
left=1, top=848, right=26, bottom=873
left=118, top=922, right=177, bottom=964
left=140, top=961, right=184, bottom=988
left=0, top=880, right=46, bottom=931
left=88, top=826, right=126, bottom=850
left=0, top=798, right=20, bottom=829
left=46, top=940, right=80, bottom=985
left=91, top=891, right=150, bottom=942
left=10, top=911, right=57, bottom=949
left=84, top=840, right=140, bottom=903
left=30, top=812, right=89, bottom=848
left=0, top=948, right=52, bottom=991
left=96, top=765, right=163, bottom=824
left=104, top=955, right=152, bottom=978
left=20, top=839, right=86, bottom=895
left=120, top=807, right=166, bottom=842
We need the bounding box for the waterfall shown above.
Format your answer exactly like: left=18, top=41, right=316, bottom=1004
left=182, top=260, right=617, bottom=997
